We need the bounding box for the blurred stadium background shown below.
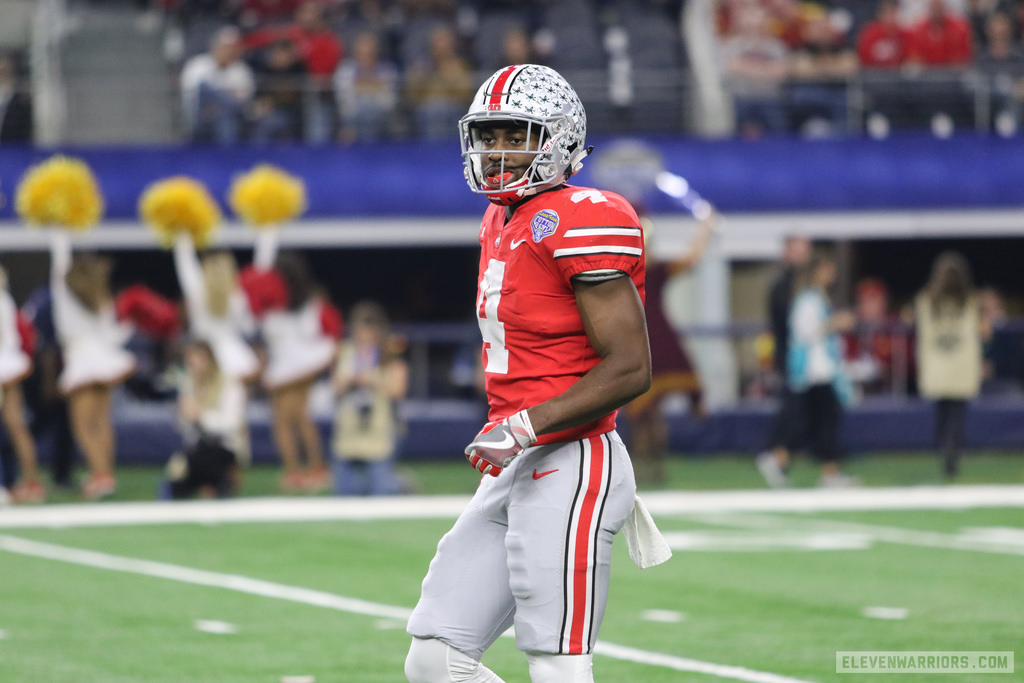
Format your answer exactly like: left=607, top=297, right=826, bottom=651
left=0, top=0, right=1022, bottom=681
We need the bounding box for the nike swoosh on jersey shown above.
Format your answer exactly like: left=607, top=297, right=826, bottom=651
left=510, top=238, right=527, bottom=250
left=532, top=468, right=559, bottom=480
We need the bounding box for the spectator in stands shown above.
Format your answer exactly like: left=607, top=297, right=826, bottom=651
left=0, top=266, right=42, bottom=503
left=974, top=10, right=1024, bottom=134
left=979, top=286, right=1024, bottom=395
left=163, top=338, right=249, bottom=499
left=333, top=31, right=400, bottom=143
left=756, top=234, right=812, bottom=488
left=908, top=0, right=974, bottom=66
left=907, top=0, right=975, bottom=131
left=403, top=25, right=473, bottom=140
left=243, top=1, right=344, bottom=143
left=180, top=26, right=256, bottom=145
left=49, top=234, right=137, bottom=500
left=787, top=10, right=859, bottom=135
left=501, top=24, right=536, bottom=64
left=717, top=2, right=791, bottom=138
left=762, top=0, right=811, bottom=49
left=250, top=39, right=308, bottom=143
left=331, top=300, right=409, bottom=496
left=857, top=0, right=916, bottom=133
left=857, top=0, right=912, bottom=68
left=914, top=251, right=982, bottom=479
left=623, top=208, right=717, bottom=487
left=0, top=52, right=33, bottom=144
left=237, top=0, right=303, bottom=29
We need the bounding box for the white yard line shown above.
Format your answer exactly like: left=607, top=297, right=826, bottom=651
left=2, top=485, right=1023, bottom=529
left=0, top=534, right=817, bottom=683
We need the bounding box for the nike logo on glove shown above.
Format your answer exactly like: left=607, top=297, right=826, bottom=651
left=484, top=432, right=518, bottom=451
left=532, top=469, right=558, bottom=480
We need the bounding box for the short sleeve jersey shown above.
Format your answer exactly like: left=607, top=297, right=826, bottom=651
left=476, top=184, right=645, bottom=445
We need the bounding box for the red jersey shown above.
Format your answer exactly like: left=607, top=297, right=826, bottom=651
left=476, top=185, right=645, bottom=445
left=857, top=22, right=911, bottom=68
left=908, top=15, right=972, bottom=66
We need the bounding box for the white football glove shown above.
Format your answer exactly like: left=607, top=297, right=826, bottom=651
left=464, top=409, right=537, bottom=476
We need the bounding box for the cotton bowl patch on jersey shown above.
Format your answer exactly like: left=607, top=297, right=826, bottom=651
left=531, top=209, right=559, bottom=243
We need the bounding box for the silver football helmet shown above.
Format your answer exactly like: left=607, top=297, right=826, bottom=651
left=459, top=64, right=590, bottom=206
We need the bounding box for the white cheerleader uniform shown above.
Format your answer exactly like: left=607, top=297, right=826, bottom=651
left=0, top=289, right=32, bottom=387
left=174, top=235, right=259, bottom=381
left=250, top=229, right=337, bottom=392
left=50, top=233, right=136, bottom=394
left=261, top=299, right=338, bottom=391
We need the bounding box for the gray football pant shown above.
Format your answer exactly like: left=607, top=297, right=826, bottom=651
left=407, top=431, right=636, bottom=660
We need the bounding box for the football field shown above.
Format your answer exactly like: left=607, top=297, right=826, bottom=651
left=2, top=473, right=1022, bottom=682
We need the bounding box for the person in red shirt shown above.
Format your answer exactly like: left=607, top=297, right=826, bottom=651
left=405, top=64, right=668, bottom=683
left=243, top=1, right=343, bottom=142
left=857, top=0, right=911, bottom=69
left=907, top=0, right=973, bottom=66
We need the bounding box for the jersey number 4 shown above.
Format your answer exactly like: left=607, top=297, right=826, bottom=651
left=477, top=259, right=508, bottom=374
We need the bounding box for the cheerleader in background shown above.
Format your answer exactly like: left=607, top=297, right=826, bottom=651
left=50, top=233, right=136, bottom=499
left=0, top=266, right=43, bottom=503
left=244, top=231, right=341, bottom=492
left=173, top=232, right=259, bottom=382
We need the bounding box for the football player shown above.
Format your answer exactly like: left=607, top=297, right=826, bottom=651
left=405, top=64, right=653, bottom=683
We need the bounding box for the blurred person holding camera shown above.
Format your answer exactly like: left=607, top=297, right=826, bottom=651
left=914, top=251, right=982, bottom=479
left=330, top=300, right=409, bottom=496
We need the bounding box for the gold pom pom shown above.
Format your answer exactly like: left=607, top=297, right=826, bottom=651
left=227, top=164, right=307, bottom=228
left=139, top=176, right=222, bottom=248
left=15, top=155, right=105, bottom=230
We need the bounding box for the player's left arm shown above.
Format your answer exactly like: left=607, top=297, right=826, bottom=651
left=463, top=274, right=650, bottom=476
left=528, top=274, right=652, bottom=436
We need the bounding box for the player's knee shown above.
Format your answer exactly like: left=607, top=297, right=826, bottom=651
left=405, top=637, right=448, bottom=682
left=405, top=637, right=505, bottom=683
left=526, top=653, right=594, bottom=683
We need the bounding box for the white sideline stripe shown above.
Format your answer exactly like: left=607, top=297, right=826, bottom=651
left=1, top=486, right=1022, bottom=530
left=685, top=513, right=1024, bottom=557
left=0, top=535, right=817, bottom=683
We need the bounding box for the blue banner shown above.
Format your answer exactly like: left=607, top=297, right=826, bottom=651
left=1, top=133, right=1022, bottom=219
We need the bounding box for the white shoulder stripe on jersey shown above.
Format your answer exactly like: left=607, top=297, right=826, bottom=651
left=553, top=245, right=643, bottom=258
left=564, top=227, right=642, bottom=238
left=572, top=269, right=627, bottom=283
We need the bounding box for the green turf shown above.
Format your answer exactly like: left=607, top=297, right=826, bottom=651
left=3, top=504, right=1022, bottom=682
left=4, top=451, right=1022, bottom=682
